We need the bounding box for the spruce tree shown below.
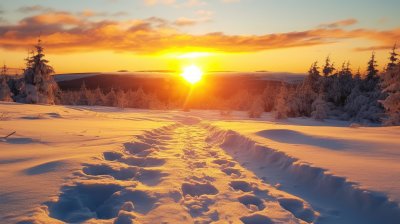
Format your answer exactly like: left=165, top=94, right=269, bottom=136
left=0, top=66, right=12, bottom=102
left=305, top=61, right=321, bottom=93
left=363, top=52, right=379, bottom=91
left=274, top=83, right=289, bottom=119
left=23, top=39, right=58, bottom=104
left=322, top=56, right=335, bottom=77
left=381, top=63, right=400, bottom=125
left=387, top=44, right=398, bottom=71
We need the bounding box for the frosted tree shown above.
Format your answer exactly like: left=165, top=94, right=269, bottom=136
left=22, top=39, right=58, bottom=104
left=380, top=63, right=400, bottom=125
left=311, top=92, right=328, bottom=120
left=91, top=86, right=105, bottom=106
left=306, top=61, right=321, bottom=92
left=248, top=95, right=264, bottom=118
left=322, top=56, right=335, bottom=77
left=274, top=83, right=289, bottom=119
left=337, top=61, right=354, bottom=106
left=260, top=83, right=278, bottom=112
left=131, top=87, right=147, bottom=108
left=78, top=82, right=89, bottom=105
left=0, top=76, right=12, bottom=102
left=387, top=44, right=398, bottom=71
left=362, top=52, right=379, bottom=92
left=106, top=88, right=118, bottom=107
left=116, top=89, right=127, bottom=108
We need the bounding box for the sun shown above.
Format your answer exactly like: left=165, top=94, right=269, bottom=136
left=180, top=65, right=203, bottom=84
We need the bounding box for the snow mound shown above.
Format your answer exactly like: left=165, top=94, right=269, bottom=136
left=207, top=125, right=400, bottom=224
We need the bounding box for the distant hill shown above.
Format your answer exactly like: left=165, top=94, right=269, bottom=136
left=54, top=71, right=305, bottom=102
left=54, top=71, right=305, bottom=83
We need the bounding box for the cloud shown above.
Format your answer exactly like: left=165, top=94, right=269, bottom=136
left=144, top=0, right=206, bottom=7
left=144, top=0, right=176, bottom=6
left=222, top=0, right=240, bottom=3
left=17, top=5, right=54, bottom=13
left=173, top=10, right=213, bottom=26
left=0, top=12, right=398, bottom=54
left=319, top=18, right=358, bottom=29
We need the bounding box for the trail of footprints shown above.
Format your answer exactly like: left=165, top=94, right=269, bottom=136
left=43, top=124, right=317, bottom=224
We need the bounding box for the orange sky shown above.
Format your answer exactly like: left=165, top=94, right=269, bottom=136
left=0, top=0, right=399, bottom=74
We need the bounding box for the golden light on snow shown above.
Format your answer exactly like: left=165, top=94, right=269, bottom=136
left=181, top=65, right=203, bottom=84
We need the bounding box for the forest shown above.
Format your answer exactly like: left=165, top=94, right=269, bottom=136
left=0, top=40, right=399, bottom=125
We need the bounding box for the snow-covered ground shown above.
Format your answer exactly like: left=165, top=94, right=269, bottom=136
left=0, top=102, right=399, bottom=224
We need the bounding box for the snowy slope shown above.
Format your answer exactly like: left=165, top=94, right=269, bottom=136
left=0, top=103, right=399, bottom=224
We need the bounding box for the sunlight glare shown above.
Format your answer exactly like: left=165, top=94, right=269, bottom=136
left=181, top=65, right=203, bottom=84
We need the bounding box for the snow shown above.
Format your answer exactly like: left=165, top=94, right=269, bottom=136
left=0, top=103, right=399, bottom=224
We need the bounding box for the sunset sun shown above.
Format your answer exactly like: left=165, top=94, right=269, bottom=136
left=180, top=65, right=203, bottom=84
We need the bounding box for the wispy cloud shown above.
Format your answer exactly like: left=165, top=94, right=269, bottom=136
left=0, top=13, right=398, bottom=54
left=319, top=18, right=358, bottom=29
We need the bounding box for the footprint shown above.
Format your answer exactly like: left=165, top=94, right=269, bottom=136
left=82, top=163, right=138, bottom=180
left=103, top=151, right=123, bottom=161
left=238, top=195, right=265, bottom=210
left=278, top=198, right=316, bottom=223
left=97, top=189, right=158, bottom=217
left=222, top=168, right=241, bottom=176
left=181, top=182, right=219, bottom=197
left=137, top=169, right=167, bottom=186
left=46, top=182, right=123, bottom=223
left=240, top=214, right=274, bottom=224
left=190, top=161, right=207, bottom=168
left=124, top=142, right=156, bottom=157
left=230, top=181, right=252, bottom=192
left=121, top=156, right=166, bottom=167
left=182, top=194, right=215, bottom=218
left=213, top=159, right=235, bottom=167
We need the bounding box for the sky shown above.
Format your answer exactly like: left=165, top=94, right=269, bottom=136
left=0, top=0, right=399, bottom=74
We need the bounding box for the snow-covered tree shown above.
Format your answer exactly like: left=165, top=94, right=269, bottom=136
left=0, top=65, right=12, bottom=101
left=248, top=95, right=264, bottom=118
left=387, top=44, right=398, bottom=71
left=90, top=86, right=105, bottom=106
left=106, top=88, right=118, bottom=107
left=274, top=83, right=289, bottom=119
left=116, top=89, right=127, bottom=108
left=337, top=61, right=354, bottom=106
left=380, top=63, right=400, bottom=125
left=0, top=76, right=12, bottom=102
left=78, top=82, right=89, bottom=105
left=22, top=39, right=58, bottom=104
left=306, top=61, right=321, bottom=92
left=362, top=52, right=379, bottom=92
left=311, top=92, right=328, bottom=120
left=322, top=56, right=335, bottom=77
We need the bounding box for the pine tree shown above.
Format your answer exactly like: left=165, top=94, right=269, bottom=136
left=22, top=39, right=58, bottom=104
left=311, top=92, right=328, bottom=120
left=106, top=87, right=118, bottom=107
left=387, top=44, right=398, bottom=71
left=363, top=52, right=379, bottom=91
left=116, top=89, right=127, bottom=108
left=274, top=83, right=289, bottom=119
left=322, top=56, right=335, bottom=77
left=248, top=95, right=264, bottom=118
left=78, top=81, right=89, bottom=105
left=380, top=63, right=400, bottom=125
left=306, top=61, right=321, bottom=92
left=0, top=76, right=12, bottom=102
left=92, top=86, right=105, bottom=106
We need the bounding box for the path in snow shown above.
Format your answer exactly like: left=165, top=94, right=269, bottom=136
left=29, top=122, right=400, bottom=224
left=34, top=123, right=317, bottom=224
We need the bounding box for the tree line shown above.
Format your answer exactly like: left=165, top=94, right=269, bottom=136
left=271, top=45, right=399, bottom=125
left=0, top=40, right=399, bottom=125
